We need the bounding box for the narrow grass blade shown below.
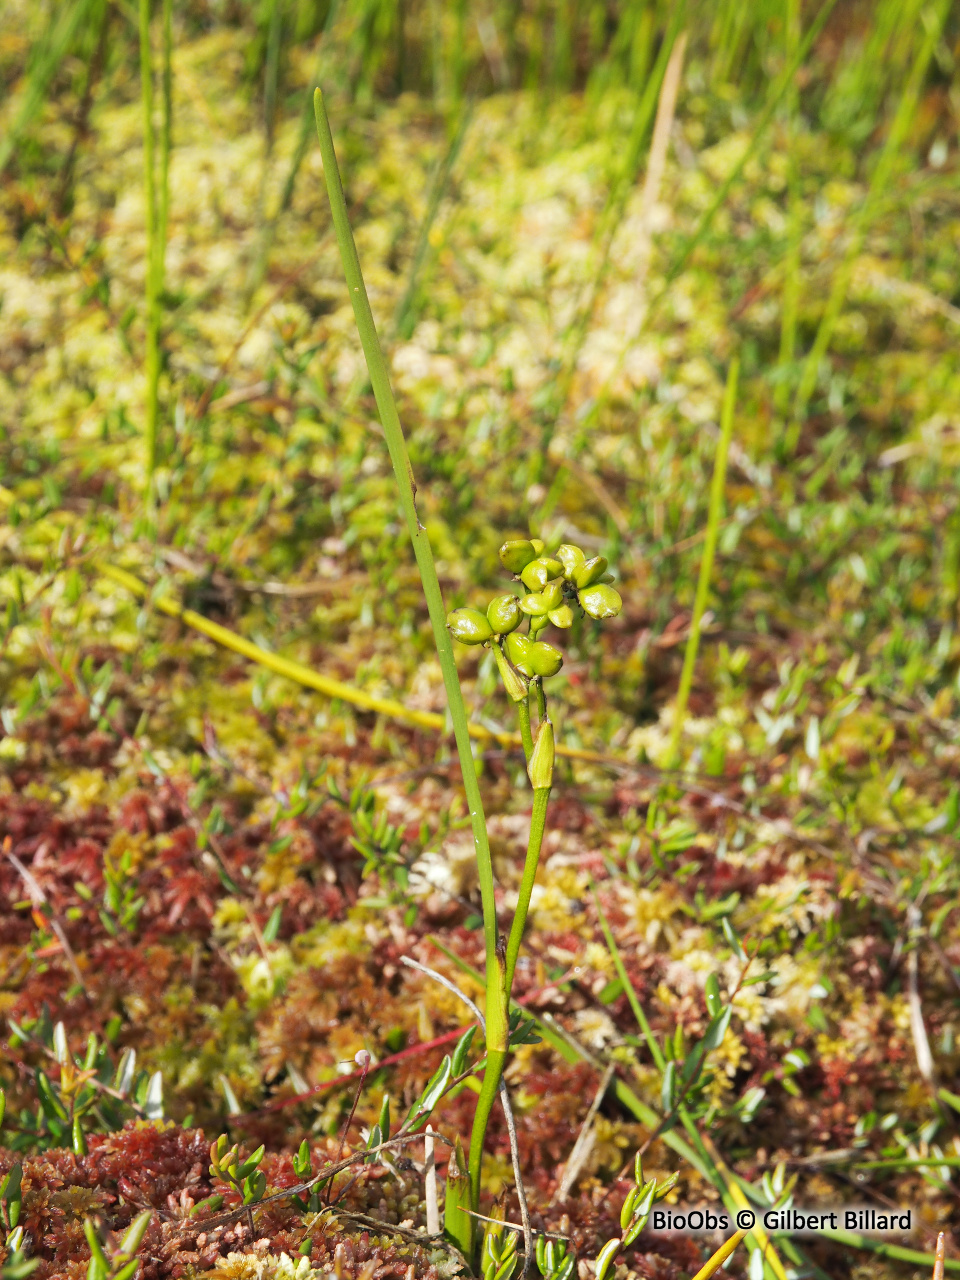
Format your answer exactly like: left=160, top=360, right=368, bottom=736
left=792, top=0, right=947, bottom=427
left=392, top=100, right=474, bottom=341
left=158, top=0, right=172, bottom=252
left=312, top=88, right=505, bottom=1215
left=559, top=0, right=837, bottom=471
left=690, top=1229, right=747, bottom=1280
left=244, top=0, right=285, bottom=305
left=667, top=358, right=739, bottom=767
left=276, top=1, right=344, bottom=216
left=140, top=0, right=161, bottom=487
left=775, top=0, right=802, bottom=412
left=96, top=561, right=644, bottom=770
left=0, top=0, right=101, bottom=177
left=817, top=1230, right=960, bottom=1273
left=592, top=887, right=665, bottom=1071
left=591, top=895, right=788, bottom=1280
left=311, top=87, right=496, bottom=953
left=658, top=0, right=838, bottom=298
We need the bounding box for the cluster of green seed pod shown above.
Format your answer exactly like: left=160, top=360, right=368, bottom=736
left=445, top=537, right=622, bottom=681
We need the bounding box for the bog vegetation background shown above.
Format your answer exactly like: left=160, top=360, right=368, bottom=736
left=1, top=0, right=960, bottom=1278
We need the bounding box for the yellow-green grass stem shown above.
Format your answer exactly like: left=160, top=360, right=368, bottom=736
left=775, top=0, right=802, bottom=415
left=667, top=358, right=738, bottom=768
left=593, top=893, right=788, bottom=1280
left=791, top=1, right=946, bottom=430
left=312, top=89, right=505, bottom=1215
left=434, top=934, right=789, bottom=1278
left=468, top=938, right=508, bottom=1239
left=95, top=561, right=629, bottom=770
left=690, top=1229, right=747, bottom=1280
left=0, top=0, right=100, bottom=178
left=139, top=0, right=160, bottom=487
left=159, top=0, right=172, bottom=253
left=504, top=786, right=550, bottom=996
left=812, top=1230, right=960, bottom=1273
left=516, top=696, right=534, bottom=760
left=560, top=0, right=838, bottom=469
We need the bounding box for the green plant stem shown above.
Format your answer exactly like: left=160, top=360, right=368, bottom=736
left=245, top=0, right=284, bottom=306
left=562, top=0, right=838, bottom=466
left=775, top=0, right=801, bottom=414
left=667, top=357, right=739, bottom=767
left=0, top=0, right=100, bottom=178
left=504, top=785, right=550, bottom=995
left=140, top=0, right=160, bottom=487
left=159, top=0, right=172, bottom=252
left=466, top=1046, right=505, bottom=1207
left=313, top=88, right=504, bottom=1217
left=391, top=99, right=473, bottom=341
left=529, top=3, right=686, bottom=483
left=516, top=697, right=534, bottom=759
left=791, top=1, right=944, bottom=428
left=592, top=897, right=788, bottom=1280
left=278, top=0, right=342, bottom=216
left=533, top=677, right=546, bottom=723
left=593, top=890, right=664, bottom=1065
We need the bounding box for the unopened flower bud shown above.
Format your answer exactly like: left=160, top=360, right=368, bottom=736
left=574, top=556, right=608, bottom=589
left=486, top=594, right=521, bottom=634
left=499, top=540, right=537, bottom=573
left=527, top=719, right=555, bottom=790
left=578, top=583, right=622, bottom=620
left=447, top=607, right=493, bottom=645
left=528, top=641, right=563, bottom=677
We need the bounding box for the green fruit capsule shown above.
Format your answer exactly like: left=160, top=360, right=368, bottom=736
left=520, top=556, right=564, bottom=591
left=529, top=614, right=548, bottom=637
left=574, top=556, right=608, bottom=589
left=578, top=584, right=622, bottom=620
left=503, top=631, right=534, bottom=676
left=499, top=540, right=537, bottom=573
left=487, top=594, right=521, bottom=634
left=548, top=604, right=574, bottom=629
left=530, top=538, right=545, bottom=555
left=556, top=544, right=586, bottom=580
left=519, top=581, right=563, bottom=615
left=447, top=607, right=493, bottom=645
left=528, top=641, right=563, bottom=677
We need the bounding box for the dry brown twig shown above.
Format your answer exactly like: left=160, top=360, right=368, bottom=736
left=934, top=1232, right=946, bottom=1280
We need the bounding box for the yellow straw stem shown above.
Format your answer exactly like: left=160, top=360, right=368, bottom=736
left=97, top=561, right=615, bottom=766
left=689, top=1228, right=747, bottom=1280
